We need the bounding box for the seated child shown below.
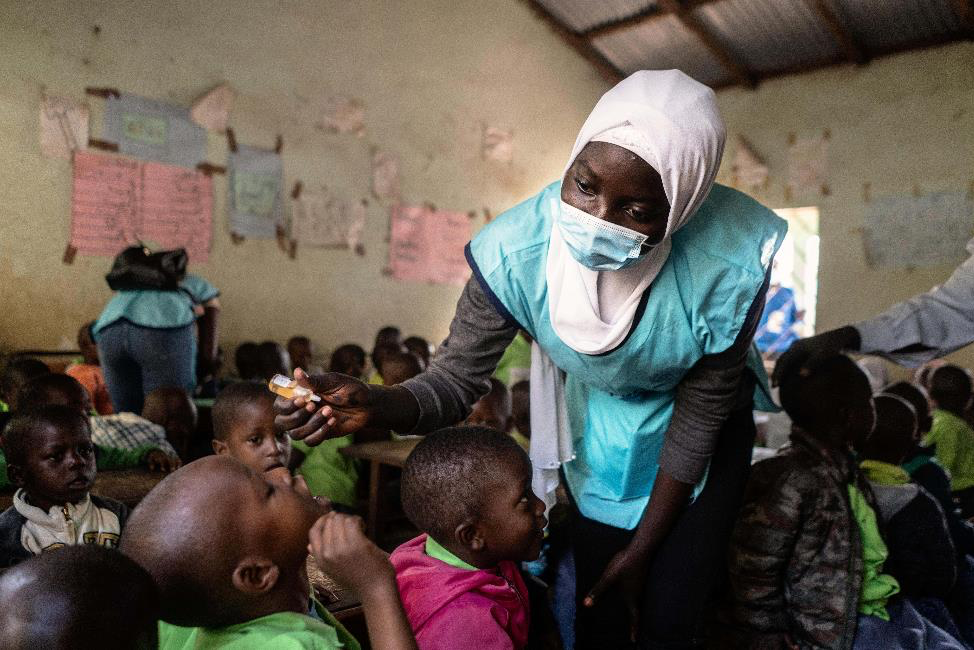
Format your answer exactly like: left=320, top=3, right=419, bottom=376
left=141, top=386, right=198, bottom=462
left=289, top=335, right=324, bottom=375
left=403, top=336, right=433, bottom=370
left=65, top=320, right=113, bottom=415
left=392, top=426, right=547, bottom=649
left=15, top=373, right=179, bottom=472
left=212, top=381, right=293, bottom=474
left=0, top=544, right=159, bottom=648
left=0, top=356, right=49, bottom=427
left=464, top=378, right=529, bottom=450
left=886, top=380, right=974, bottom=558
left=725, top=354, right=965, bottom=649
left=926, top=365, right=974, bottom=517
left=214, top=381, right=359, bottom=511
left=859, top=393, right=957, bottom=599
left=330, top=343, right=367, bottom=380
left=257, top=340, right=292, bottom=382
left=234, top=341, right=261, bottom=381
left=0, top=406, right=130, bottom=568
left=120, top=456, right=417, bottom=650
left=369, top=342, right=406, bottom=384
left=379, top=351, right=422, bottom=386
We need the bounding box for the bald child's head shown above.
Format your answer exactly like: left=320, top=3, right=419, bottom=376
left=121, top=456, right=323, bottom=627
left=0, top=545, right=158, bottom=649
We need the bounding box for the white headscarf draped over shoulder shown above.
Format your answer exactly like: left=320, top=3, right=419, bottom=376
left=546, top=70, right=726, bottom=355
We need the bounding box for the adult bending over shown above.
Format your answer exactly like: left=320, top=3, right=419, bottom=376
left=276, top=70, right=786, bottom=649
left=94, top=270, right=219, bottom=413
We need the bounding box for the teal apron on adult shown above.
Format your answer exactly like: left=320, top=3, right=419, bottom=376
left=468, top=181, right=786, bottom=529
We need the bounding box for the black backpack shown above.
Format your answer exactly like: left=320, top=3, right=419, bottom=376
left=105, top=245, right=188, bottom=291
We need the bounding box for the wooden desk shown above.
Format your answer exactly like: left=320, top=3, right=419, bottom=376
left=340, top=439, right=420, bottom=540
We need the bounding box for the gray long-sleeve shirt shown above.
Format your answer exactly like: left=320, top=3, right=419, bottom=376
left=855, top=237, right=974, bottom=367
left=401, top=275, right=767, bottom=485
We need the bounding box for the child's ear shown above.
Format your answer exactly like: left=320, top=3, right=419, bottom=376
left=6, top=463, right=25, bottom=488
left=455, top=519, right=485, bottom=552
left=212, top=439, right=228, bottom=455
left=231, top=556, right=280, bottom=595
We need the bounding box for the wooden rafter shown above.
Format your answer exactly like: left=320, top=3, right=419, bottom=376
left=521, top=0, right=624, bottom=83
left=583, top=0, right=719, bottom=40
left=802, top=0, right=868, bottom=64
left=657, top=0, right=756, bottom=88
left=711, top=29, right=967, bottom=90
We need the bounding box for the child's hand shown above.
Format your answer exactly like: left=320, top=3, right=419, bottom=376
left=308, top=512, right=395, bottom=600
left=144, top=450, right=180, bottom=473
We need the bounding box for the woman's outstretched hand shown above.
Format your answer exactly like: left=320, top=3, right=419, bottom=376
left=273, top=369, right=373, bottom=446
left=584, top=541, right=651, bottom=643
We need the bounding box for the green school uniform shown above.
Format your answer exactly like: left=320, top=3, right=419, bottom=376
left=847, top=484, right=900, bottom=621
left=925, top=409, right=974, bottom=491
left=425, top=535, right=476, bottom=570
left=291, top=437, right=359, bottom=509
left=493, top=332, right=531, bottom=387
left=158, top=600, right=360, bottom=650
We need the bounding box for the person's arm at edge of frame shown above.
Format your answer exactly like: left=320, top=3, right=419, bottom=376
left=197, top=297, right=220, bottom=379
left=583, top=272, right=769, bottom=641
left=775, top=236, right=974, bottom=384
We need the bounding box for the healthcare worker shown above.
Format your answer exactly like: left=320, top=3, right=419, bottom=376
left=276, top=70, right=786, bottom=649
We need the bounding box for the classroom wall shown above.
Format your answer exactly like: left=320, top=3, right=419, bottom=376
left=0, top=0, right=610, bottom=358
left=714, top=42, right=974, bottom=372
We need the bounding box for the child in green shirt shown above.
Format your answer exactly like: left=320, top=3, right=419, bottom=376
left=121, top=456, right=417, bottom=649
left=926, top=365, right=974, bottom=516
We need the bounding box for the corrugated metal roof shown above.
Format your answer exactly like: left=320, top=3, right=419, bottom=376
left=830, top=0, right=964, bottom=53
left=693, top=0, right=843, bottom=73
left=533, top=0, right=658, bottom=34
left=591, top=13, right=732, bottom=87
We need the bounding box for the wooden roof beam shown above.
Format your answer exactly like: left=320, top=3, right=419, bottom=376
left=583, top=0, right=719, bottom=40
left=657, top=0, right=757, bottom=88
left=802, top=0, right=869, bottom=64
left=521, top=0, right=625, bottom=84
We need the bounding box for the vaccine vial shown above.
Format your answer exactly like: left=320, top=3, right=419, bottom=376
left=268, top=374, right=322, bottom=403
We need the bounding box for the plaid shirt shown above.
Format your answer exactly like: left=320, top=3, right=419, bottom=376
left=89, top=413, right=177, bottom=458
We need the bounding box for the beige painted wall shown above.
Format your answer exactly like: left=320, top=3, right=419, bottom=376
left=0, top=0, right=610, bottom=358
left=715, top=42, right=974, bottom=373
left=3, top=2, right=973, bottom=373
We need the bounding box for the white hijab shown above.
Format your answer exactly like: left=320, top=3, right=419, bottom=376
left=547, top=70, right=726, bottom=355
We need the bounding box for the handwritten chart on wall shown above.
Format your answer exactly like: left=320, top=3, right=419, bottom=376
left=863, top=192, right=974, bottom=269
left=293, top=189, right=366, bottom=250
left=103, top=93, right=206, bottom=168
left=70, top=151, right=212, bottom=261
left=228, top=145, right=283, bottom=238
left=388, top=205, right=471, bottom=286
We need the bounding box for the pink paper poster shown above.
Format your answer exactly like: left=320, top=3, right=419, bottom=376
left=389, top=204, right=471, bottom=286
left=70, top=151, right=212, bottom=261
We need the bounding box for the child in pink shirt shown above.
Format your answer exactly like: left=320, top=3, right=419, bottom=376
left=391, top=426, right=547, bottom=650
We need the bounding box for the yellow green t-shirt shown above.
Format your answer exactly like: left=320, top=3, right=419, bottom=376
left=425, top=535, right=477, bottom=570
left=924, top=409, right=974, bottom=491
left=158, top=600, right=360, bottom=649
left=493, top=333, right=531, bottom=387
left=292, top=437, right=359, bottom=509
left=847, top=484, right=900, bottom=621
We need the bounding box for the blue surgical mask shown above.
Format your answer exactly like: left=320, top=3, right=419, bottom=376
left=555, top=200, right=650, bottom=271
